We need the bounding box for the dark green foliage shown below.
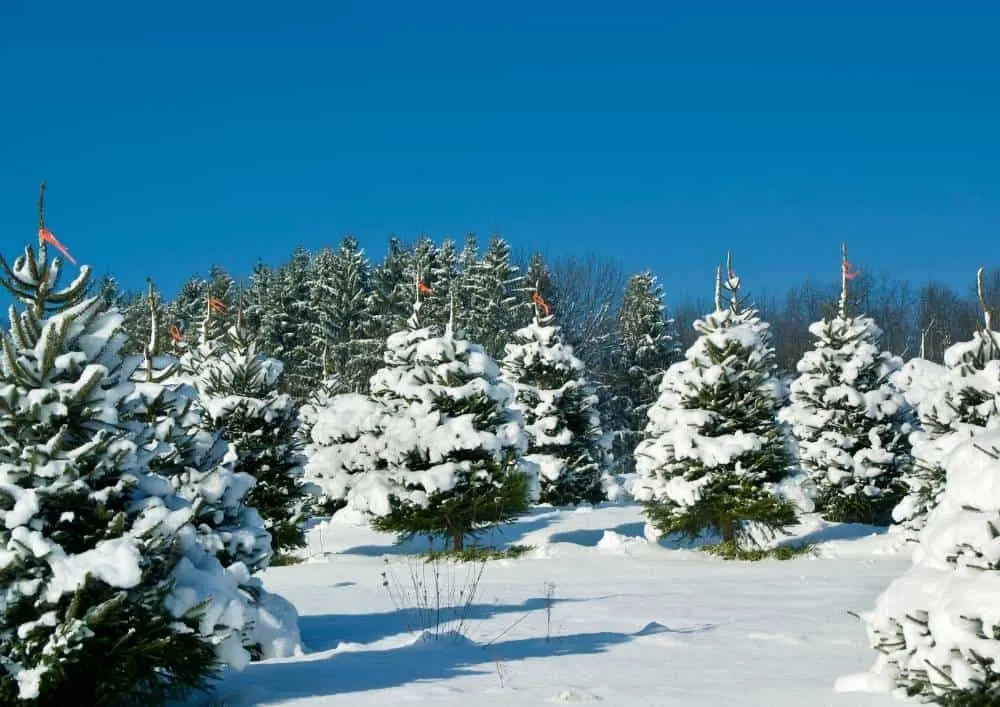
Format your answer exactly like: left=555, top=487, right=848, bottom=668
left=372, top=454, right=530, bottom=551
left=635, top=264, right=797, bottom=548
left=644, top=483, right=799, bottom=546
left=199, top=329, right=309, bottom=552
left=702, top=540, right=814, bottom=561
left=610, top=271, right=681, bottom=475
left=0, top=227, right=221, bottom=706
left=369, top=314, right=531, bottom=551
left=422, top=544, right=534, bottom=563
left=502, top=314, right=609, bottom=506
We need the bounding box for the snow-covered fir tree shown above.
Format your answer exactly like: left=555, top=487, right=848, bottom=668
left=193, top=322, right=310, bottom=554
left=352, top=296, right=531, bottom=550
left=892, top=268, right=1000, bottom=537
left=302, top=391, right=389, bottom=517
left=632, top=256, right=797, bottom=548
left=126, top=280, right=301, bottom=662
left=324, top=236, right=381, bottom=393
left=502, top=290, right=609, bottom=505
left=465, top=235, right=528, bottom=358
left=369, top=236, right=412, bottom=344
left=426, top=238, right=461, bottom=327
left=272, top=247, right=316, bottom=400
left=167, top=274, right=208, bottom=346
left=841, top=429, right=1000, bottom=703
left=524, top=252, right=557, bottom=323
left=611, top=271, right=681, bottom=476
left=779, top=245, right=913, bottom=524
left=0, top=201, right=250, bottom=705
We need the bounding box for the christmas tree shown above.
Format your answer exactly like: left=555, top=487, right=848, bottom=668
left=361, top=293, right=531, bottom=550
left=464, top=235, right=528, bottom=358
left=321, top=236, right=380, bottom=393
left=632, top=255, right=797, bottom=549
left=302, top=392, right=391, bottom=517
left=892, top=268, right=1000, bottom=537
left=502, top=288, right=609, bottom=505
left=780, top=244, right=913, bottom=524
left=193, top=320, right=309, bottom=554
left=611, top=271, right=681, bottom=476
left=0, top=187, right=250, bottom=705
left=841, top=429, right=1000, bottom=703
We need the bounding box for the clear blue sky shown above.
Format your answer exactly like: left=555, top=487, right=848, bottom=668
left=1, top=1, right=997, bottom=304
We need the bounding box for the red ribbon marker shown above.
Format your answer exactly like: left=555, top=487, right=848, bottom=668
left=38, top=227, right=77, bottom=265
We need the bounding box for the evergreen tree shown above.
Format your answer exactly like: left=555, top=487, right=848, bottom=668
left=325, top=236, right=380, bottom=392
left=369, top=236, right=412, bottom=343
left=194, top=325, right=309, bottom=553
left=0, top=196, right=249, bottom=705
left=846, top=430, right=1000, bottom=703
left=633, top=256, right=797, bottom=548
left=243, top=261, right=280, bottom=356
left=780, top=245, right=913, bottom=524
left=271, top=247, right=316, bottom=400
left=892, top=268, right=1000, bottom=537
left=611, top=271, right=681, bottom=476
left=427, top=238, right=461, bottom=328
left=167, top=274, right=208, bottom=347
left=502, top=293, right=609, bottom=505
left=465, top=235, right=527, bottom=357
left=363, top=301, right=531, bottom=550
left=136, top=284, right=272, bottom=577
left=524, top=252, right=557, bottom=320
left=301, top=392, right=388, bottom=517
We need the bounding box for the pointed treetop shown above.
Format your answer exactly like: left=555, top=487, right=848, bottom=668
left=37, top=180, right=46, bottom=231
left=724, top=250, right=741, bottom=312
left=839, top=241, right=861, bottom=319
left=978, top=266, right=994, bottom=333
left=714, top=264, right=723, bottom=312
left=36, top=181, right=77, bottom=266
left=0, top=184, right=91, bottom=318
left=531, top=279, right=552, bottom=321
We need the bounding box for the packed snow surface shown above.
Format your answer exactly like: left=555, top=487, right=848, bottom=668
left=190, top=504, right=909, bottom=706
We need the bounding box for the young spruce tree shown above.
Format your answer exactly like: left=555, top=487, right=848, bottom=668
left=366, top=291, right=531, bottom=550
left=611, top=271, right=681, bottom=476
left=891, top=267, right=1000, bottom=537
left=502, top=288, right=609, bottom=505
left=193, top=315, right=310, bottom=554
left=633, top=255, right=797, bottom=549
left=0, top=188, right=249, bottom=706
left=843, top=430, right=1000, bottom=703
left=780, top=244, right=913, bottom=524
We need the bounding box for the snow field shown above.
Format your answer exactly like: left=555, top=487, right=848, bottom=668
left=199, top=504, right=909, bottom=706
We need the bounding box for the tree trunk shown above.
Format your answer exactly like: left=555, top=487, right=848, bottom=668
left=451, top=529, right=464, bottom=552
left=720, top=517, right=735, bottom=544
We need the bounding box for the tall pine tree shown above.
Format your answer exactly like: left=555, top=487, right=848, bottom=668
left=611, top=271, right=681, bottom=476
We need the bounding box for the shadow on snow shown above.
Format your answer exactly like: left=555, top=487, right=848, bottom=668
left=204, top=621, right=715, bottom=704
left=299, top=596, right=588, bottom=651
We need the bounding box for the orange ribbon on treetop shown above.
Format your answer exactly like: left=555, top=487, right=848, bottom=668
left=843, top=259, right=861, bottom=280
left=207, top=297, right=228, bottom=314
left=169, top=325, right=183, bottom=343
left=417, top=280, right=434, bottom=296
left=532, top=290, right=551, bottom=316
left=38, top=227, right=77, bottom=265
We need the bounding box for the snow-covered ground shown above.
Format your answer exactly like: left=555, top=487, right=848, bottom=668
left=193, top=504, right=911, bottom=707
